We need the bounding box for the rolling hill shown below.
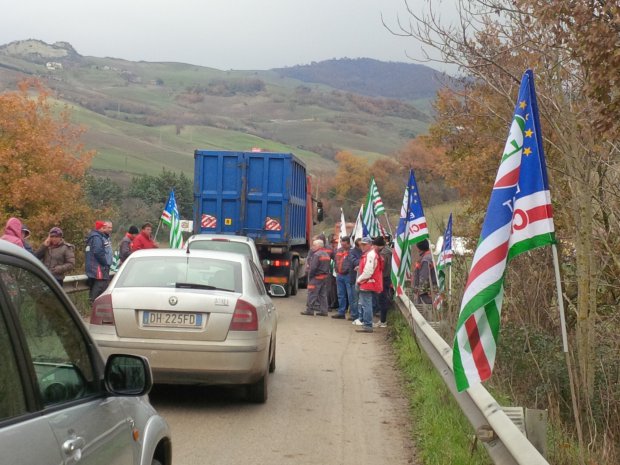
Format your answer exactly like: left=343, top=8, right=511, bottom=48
left=0, top=39, right=446, bottom=179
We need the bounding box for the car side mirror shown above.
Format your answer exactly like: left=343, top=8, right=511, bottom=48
left=316, top=201, right=324, bottom=223
left=104, top=354, right=153, bottom=396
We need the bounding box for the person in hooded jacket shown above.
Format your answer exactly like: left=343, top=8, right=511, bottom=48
left=35, top=227, right=75, bottom=286
left=21, top=225, right=34, bottom=254
left=85, top=220, right=113, bottom=303
left=1, top=217, right=25, bottom=248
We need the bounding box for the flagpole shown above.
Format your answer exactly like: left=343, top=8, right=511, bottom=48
left=552, top=244, right=585, bottom=463
left=448, top=262, right=452, bottom=300
left=153, top=219, right=163, bottom=242
left=383, top=211, right=395, bottom=238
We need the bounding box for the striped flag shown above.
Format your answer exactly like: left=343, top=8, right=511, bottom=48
left=368, top=177, right=385, bottom=215
left=362, top=177, right=386, bottom=237
left=433, top=213, right=453, bottom=310
left=162, top=190, right=183, bottom=249
left=390, top=169, right=429, bottom=296
left=351, top=204, right=367, bottom=242
left=452, top=70, right=555, bottom=392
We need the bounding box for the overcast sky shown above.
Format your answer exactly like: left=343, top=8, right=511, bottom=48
left=2, top=0, right=457, bottom=71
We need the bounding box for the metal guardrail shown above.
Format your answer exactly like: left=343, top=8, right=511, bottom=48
left=395, top=294, right=550, bottom=465
left=62, top=274, right=90, bottom=294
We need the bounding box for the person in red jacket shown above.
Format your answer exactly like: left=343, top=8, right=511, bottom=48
left=354, top=236, right=383, bottom=333
left=131, top=222, right=159, bottom=252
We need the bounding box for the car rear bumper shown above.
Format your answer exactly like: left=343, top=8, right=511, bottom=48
left=90, top=327, right=270, bottom=385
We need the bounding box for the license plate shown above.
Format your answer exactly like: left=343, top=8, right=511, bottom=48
left=142, top=311, right=203, bottom=328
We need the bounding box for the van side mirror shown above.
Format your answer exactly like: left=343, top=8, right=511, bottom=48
left=105, top=354, right=152, bottom=396
left=316, top=201, right=324, bottom=223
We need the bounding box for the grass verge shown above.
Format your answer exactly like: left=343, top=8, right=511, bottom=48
left=390, top=309, right=492, bottom=465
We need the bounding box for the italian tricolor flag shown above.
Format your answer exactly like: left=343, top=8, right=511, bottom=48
left=453, top=70, right=555, bottom=392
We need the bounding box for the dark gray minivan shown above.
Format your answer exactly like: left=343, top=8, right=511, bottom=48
left=0, top=240, right=171, bottom=465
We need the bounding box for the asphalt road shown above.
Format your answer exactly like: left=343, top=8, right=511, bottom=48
left=149, top=290, right=418, bottom=465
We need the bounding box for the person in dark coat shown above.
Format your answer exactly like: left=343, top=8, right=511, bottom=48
left=347, top=237, right=363, bottom=321
left=326, top=234, right=339, bottom=310
left=413, top=239, right=437, bottom=305
left=21, top=224, right=34, bottom=254
left=332, top=236, right=353, bottom=319
left=85, top=220, right=113, bottom=303
left=119, top=225, right=139, bottom=264
left=35, top=227, right=75, bottom=286
left=301, top=239, right=331, bottom=316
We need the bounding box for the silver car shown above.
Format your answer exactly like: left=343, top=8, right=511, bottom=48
left=89, top=248, right=277, bottom=403
left=185, top=234, right=263, bottom=278
left=0, top=240, right=171, bottom=465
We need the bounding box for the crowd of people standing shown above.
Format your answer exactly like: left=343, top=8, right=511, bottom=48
left=1, top=217, right=159, bottom=304
left=302, top=232, right=408, bottom=333
left=301, top=231, right=437, bottom=332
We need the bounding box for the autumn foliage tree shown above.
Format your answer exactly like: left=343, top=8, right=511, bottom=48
left=0, top=80, right=97, bottom=249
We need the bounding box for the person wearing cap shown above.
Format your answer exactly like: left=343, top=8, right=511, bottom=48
left=21, top=224, right=35, bottom=254
left=119, top=225, right=139, bottom=264
left=35, top=227, right=75, bottom=286
left=353, top=236, right=384, bottom=333
left=131, top=222, right=158, bottom=252
left=85, top=220, right=113, bottom=303
left=373, top=236, right=393, bottom=328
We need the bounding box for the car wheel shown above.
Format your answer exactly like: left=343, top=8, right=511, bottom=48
left=247, top=361, right=269, bottom=403
left=269, top=340, right=276, bottom=373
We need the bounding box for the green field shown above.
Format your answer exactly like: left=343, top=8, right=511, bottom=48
left=1, top=47, right=432, bottom=178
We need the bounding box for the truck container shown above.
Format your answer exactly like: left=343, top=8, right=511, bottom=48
left=193, top=150, right=319, bottom=296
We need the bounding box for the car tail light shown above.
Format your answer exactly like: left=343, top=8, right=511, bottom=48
left=229, top=299, right=258, bottom=331
left=272, top=260, right=290, bottom=267
left=90, top=294, right=115, bottom=325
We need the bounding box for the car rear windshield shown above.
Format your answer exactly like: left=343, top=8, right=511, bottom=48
left=115, top=257, right=242, bottom=292
left=189, top=240, right=253, bottom=260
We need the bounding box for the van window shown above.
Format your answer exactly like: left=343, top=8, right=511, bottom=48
left=0, top=263, right=97, bottom=406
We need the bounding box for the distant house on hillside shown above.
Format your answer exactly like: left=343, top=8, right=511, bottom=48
left=46, top=62, right=63, bottom=70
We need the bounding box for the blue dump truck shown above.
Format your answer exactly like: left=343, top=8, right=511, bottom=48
left=193, top=150, right=323, bottom=296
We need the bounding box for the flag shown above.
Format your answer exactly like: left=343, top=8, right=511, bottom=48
left=162, top=190, right=183, bottom=249
left=337, top=208, right=348, bottom=248
left=368, top=177, right=385, bottom=215
left=433, top=213, right=453, bottom=310
left=362, top=177, right=386, bottom=237
left=452, top=70, right=555, bottom=392
left=110, top=250, right=120, bottom=273
left=351, top=204, right=367, bottom=242
left=390, top=169, right=429, bottom=296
